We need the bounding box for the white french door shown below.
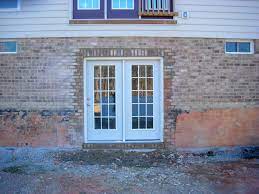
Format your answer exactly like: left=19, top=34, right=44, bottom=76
left=85, top=59, right=163, bottom=142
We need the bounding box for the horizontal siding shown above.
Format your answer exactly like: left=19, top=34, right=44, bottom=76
left=0, top=0, right=258, bottom=39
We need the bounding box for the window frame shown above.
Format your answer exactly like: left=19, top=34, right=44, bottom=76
left=0, top=0, right=21, bottom=11
left=77, top=0, right=100, bottom=10
left=0, top=41, right=17, bottom=54
left=225, top=40, right=254, bottom=55
left=112, top=0, right=134, bottom=10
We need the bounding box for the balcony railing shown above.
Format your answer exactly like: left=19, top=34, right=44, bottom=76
left=139, top=0, right=176, bottom=17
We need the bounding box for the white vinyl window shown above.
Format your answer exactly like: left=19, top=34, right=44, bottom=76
left=0, top=0, right=20, bottom=11
left=78, top=0, right=100, bottom=10
left=0, top=41, right=17, bottom=54
left=112, top=0, right=134, bottom=9
left=225, top=41, right=254, bottom=54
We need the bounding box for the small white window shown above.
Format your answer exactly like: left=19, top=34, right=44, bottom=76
left=0, top=0, right=20, bottom=11
left=112, top=0, right=134, bottom=9
left=78, top=0, right=100, bottom=10
left=225, top=41, right=254, bottom=54
left=0, top=41, right=17, bottom=54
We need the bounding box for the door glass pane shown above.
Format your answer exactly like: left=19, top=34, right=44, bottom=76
left=131, top=65, right=154, bottom=130
left=94, top=66, right=100, bottom=77
left=132, top=91, right=138, bottom=103
left=109, top=66, right=115, bottom=77
left=132, top=65, right=138, bottom=77
left=109, top=118, right=116, bottom=129
left=94, top=103, right=101, bottom=116
left=147, top=91, right=153, bottom=103
left=101, top=79, right=108, bottom=90
left=139, top=104, right=146, bottom=116
left=102, top=105, right=108, bottom=116
left=139, top=78, right=146, bottom=90
left=95, top=118, right=101, bottom=129
left=147, top=78, right=153, bottom=90
left=132, top=78, right=138, bottom=90
left=147, top=117, right=153, bottom=128
left=94, top=92, right=100, bottom=103
left=109, top=79, right=115, bottom=90
left=109, top=92, right=116, bottom=103
left=102, top=92, right=108, bottom=103
left=132, top=117, right=139, bottom=129
left=139, top=117, right=146, bottom=128
left=132, top=104, right=138, bottom=116
left=109, top=105, right=116, bottom=116
left=94, top=79, right=100, bottom=90
left=102, top=118, right=109, bottom=129
left=94, top=65, right=116, bottom=130
left=139, top=66, right=146, bottom=77
left=101, top=66, right=108, bottom=77
left=139, top=91, right=146, bottom=103
left=147, top=104, right=153, bottom=116
left=146, top=65, right=153, bottom=77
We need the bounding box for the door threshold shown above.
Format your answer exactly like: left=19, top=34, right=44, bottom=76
left=82, top=141, right=165, bottom=149
left=85, top=140, right=162, bottom=144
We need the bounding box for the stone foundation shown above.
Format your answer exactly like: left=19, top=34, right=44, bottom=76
left=0, top=109, right=82, bottom=147
left=174, top=108, right=259, bottom=148
left=0, top=37, right=258, bottom=148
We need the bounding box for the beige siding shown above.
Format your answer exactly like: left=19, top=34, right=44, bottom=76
left=0, top=0, right=258, bottom=38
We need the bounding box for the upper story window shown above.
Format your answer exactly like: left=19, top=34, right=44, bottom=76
left=225, top=41, right=254, bottom=54
left=0, top=0, right=20, bottom=10
left=78, top=0, right=100, bottom=10
left=0, top=41, right=17, bottom=54
left=112, top=0, right=134, bottom=9
left=71, top=0, right=176, bottom=21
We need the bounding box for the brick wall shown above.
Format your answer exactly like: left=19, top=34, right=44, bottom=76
left=255, top=39, right=259, bottom=54
left=0, top=37, right=258, bottom=148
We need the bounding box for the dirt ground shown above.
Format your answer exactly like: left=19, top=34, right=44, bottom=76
left=0, top=148, right=258, bottom=194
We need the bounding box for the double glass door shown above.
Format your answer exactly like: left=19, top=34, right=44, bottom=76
left=85, top=59, right=162, bottom=142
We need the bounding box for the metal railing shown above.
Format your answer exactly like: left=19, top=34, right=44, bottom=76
left=139, top=0, right=175, bottom=17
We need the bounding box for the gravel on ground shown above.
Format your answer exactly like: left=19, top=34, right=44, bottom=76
left=0, top=148, right=258, bottom=194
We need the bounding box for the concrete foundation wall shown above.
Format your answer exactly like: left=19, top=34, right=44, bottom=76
left=174, top=108, right=259, bottom=148
left=0, top=37, right=258, bottom=148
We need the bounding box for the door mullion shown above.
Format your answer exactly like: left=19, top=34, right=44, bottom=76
left=122, top=60, right=126, bottom=142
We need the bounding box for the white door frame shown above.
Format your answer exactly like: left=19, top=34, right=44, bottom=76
left=83, top=57, right=164, bottom=143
